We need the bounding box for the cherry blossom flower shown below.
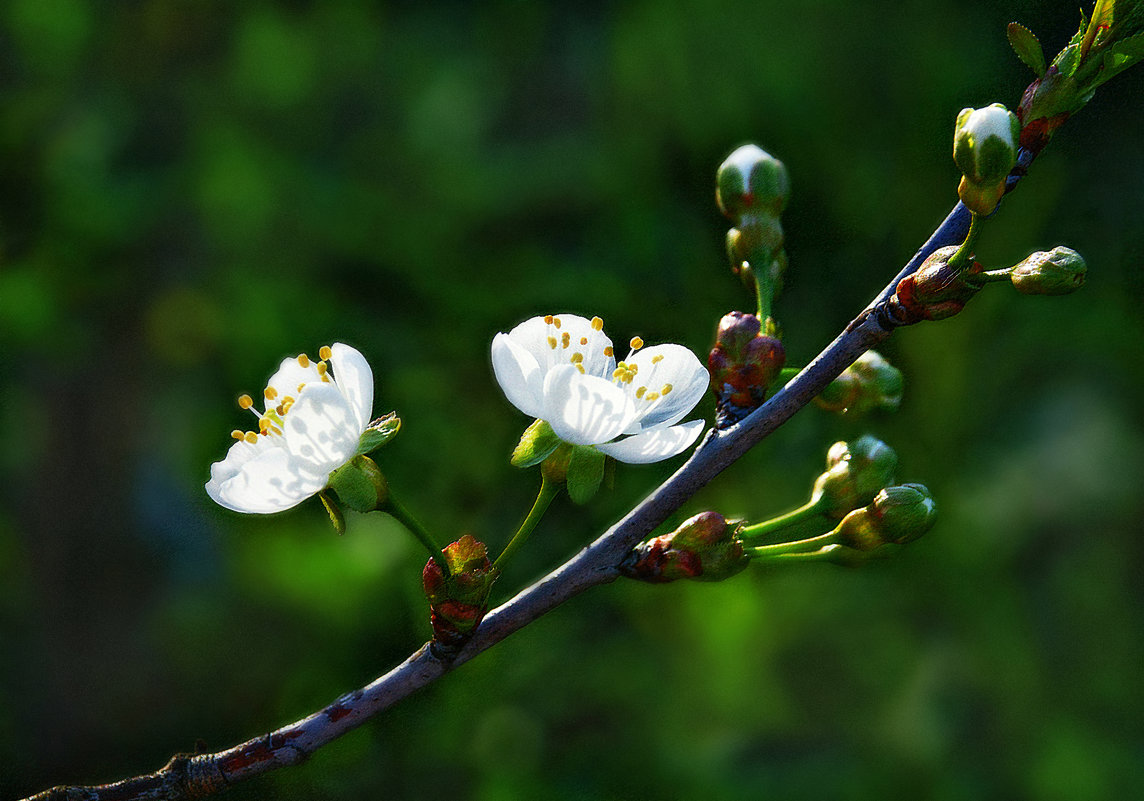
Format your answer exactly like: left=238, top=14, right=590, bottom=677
left=206, top=343, right=374, bottom=514
left=491, top=314, right=709, bottom=463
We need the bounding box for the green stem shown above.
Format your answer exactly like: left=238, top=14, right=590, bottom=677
left=949, top=212, right=982, bottom=269
left=972, top=268, right=1014, bottom=284
left=494, top=476, right=560, bottom=570
left=750, top=246, right=773, bottom=321
left=384, top=495, right=448, bottom=575
left=762, top=545, right=845, bottom=564
left=748, top=529, right=836, bottom=558
left=739, top=497, right=827, bottom=541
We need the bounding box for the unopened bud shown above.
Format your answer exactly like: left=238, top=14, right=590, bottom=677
left=708, top=312, right=786, bottom=426
left=890, top=245, right=983, bottom=323
left=811, top=435, right=898, bottom=519
left=620, top=511, right=748, bottom=583
left=1010, top=246, right=1086, bottom=295
left=422, top=535, right=500, bottom=654
left=815, top=350, right=903, bottom=416
left=835, top=483, right=936, bottom=551
left=716, top=145, right=790, bottom=223
left=953, top=104, right=1020, bottom=215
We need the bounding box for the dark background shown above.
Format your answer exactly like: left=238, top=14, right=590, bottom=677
left=3, top=1, right=1143, bottom=799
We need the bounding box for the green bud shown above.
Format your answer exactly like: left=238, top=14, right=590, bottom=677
left=1009, top=246, right=1087, bottom=295
left=327, top=455, right=389, bottom=514
left=814, top=350, right=902, bottom=416
left=811, top=435, right=898, bottom=519
left=620, top=511, right=748, bottom=583
left=953, top=104, right=1020, bottom=215
left=834, top=483, right=936, bottom=551
left=716, top=144, right=790, bottom=223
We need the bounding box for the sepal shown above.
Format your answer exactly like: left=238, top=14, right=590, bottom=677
left=356, top=413, right=401, bottom=457
left=327, top=455, right=389, bottom=514
left=511, top=419, right=562, bottom=468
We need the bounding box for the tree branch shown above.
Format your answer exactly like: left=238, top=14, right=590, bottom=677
left=23, top=158, right=1032, bottom=800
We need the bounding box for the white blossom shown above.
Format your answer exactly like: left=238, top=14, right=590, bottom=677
left=206, top=343, right=374, bottom=513
left=491, top=314, right=708, bottom=463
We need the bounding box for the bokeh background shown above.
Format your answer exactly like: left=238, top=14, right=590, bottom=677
left=3, top=1, right=1143, bottom=799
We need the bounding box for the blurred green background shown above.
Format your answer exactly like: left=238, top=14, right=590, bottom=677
left=3, top=1, right=1143, bottom=799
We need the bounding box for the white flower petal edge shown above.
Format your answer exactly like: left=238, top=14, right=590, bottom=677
left=596, top=420, right=705, bottom=464
left=491, top=332, right=546, bottom=419
left=620, top=343, right=709, bottom=434
left=206, top=342, right=375, bottom=514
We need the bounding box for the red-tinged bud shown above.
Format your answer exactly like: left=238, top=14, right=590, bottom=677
left=889, top=245, right=983, bottom=324
left=620, top=511, right=748, bottom=583
left=422, top=534, right=499, bottom=654
left=708, top=312, right=786, bottom=426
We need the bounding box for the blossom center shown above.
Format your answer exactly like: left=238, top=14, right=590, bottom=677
left=229, top=345, right=336, bottom=444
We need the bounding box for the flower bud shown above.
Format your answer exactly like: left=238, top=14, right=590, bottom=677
left=953, top=104, right=1020, bottom=215
left=834, top=483, right=936, bottom=551
left=1009, top=246, right=1086, bottom=295
left=708, top=312, right=786, bottom=426
left=716, top=144, right=790, bottom=223
left=811, top=435, right=898, bottom=519
left=620, top=511, right=748, bottom=583
left=889, top=245, right=983, bottom=323
left=815, top=350, right=903, bottom=416
left=422, top=535, right=500, bottom=654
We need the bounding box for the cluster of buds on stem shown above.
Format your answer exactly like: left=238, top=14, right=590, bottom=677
left=814, top=351, right=903, bottom=417
left=422, top=535, right=500, bottom=656
left=707, top=311, right=785, bottom=426
left=620, top=511, right=748, bottom=583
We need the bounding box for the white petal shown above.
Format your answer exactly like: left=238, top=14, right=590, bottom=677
left=280, top=382, right=361, bottom=475
left=505, top=314, right=616, bottom=378
left=491, top=332, right=545, bottom=418
left=329, top=343, right=374, bottom=432
left=542, top=365, right=637, bottom=446
left=206, top=441, right=327, bottom=514
left=623, top=343, right=710, bottom=433
left=596, top=420, right=705, bottom=463
left=265, top=354, right=324, bottom=409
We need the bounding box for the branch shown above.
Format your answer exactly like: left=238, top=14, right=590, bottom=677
left=24, top=160, right=1030, bottom=800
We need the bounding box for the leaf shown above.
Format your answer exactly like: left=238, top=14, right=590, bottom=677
left=356, top=412, right=401, bottom=456
left=1111, top=31, right=1144, bottom=60
left=1008, top=23, right=1046, bottom=75
left=511, top=419, right=561, bottom=468
left=566, top=446, right=605, bottom=505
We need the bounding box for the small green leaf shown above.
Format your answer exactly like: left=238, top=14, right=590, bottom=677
left=1112, top=33, right=1144, bottom=60
left=511, top=419, right=561, bottom=468
left=1007, top=22, right=1046, bottom=75
left=319, top=491, right=346, bottom=535
left=566, top=446, right=605, bottom=505
left=356, top=412, right=401, bottom=456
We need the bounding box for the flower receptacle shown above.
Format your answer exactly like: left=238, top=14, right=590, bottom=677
left=327, top=455, right=389, bottom=514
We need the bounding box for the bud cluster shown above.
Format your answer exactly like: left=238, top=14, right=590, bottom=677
left=422, top=535, right=500, bottom=655
left=620, top=511, right=748, bottom=583
left=707, top=312, right=786, bottom=426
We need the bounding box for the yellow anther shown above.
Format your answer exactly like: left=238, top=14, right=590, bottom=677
left=661, top=383, right=673, bottom=395
left=580, top=336, right=588, bottom=345
left=612, top=368, right=624, bottom=380
left=264, top=386, right=279, bottom=400
left=629, top=336, right=644, bottom=350
left=570, top=353, right=584, bottom=363
left=548, top=336, right=558, bottom=349
left=317, top=362, right=330, bottom=381
left=244, top=431, right=259, bottom=444
left=297, top=383, right=306, bottom=393
left=297, top=354, right=310, bottom=368
left=230, top=430, right=245, bottom=440
left=576, top=364, right=585, bottom=374
left=283, top=395, right=295, bottom=405
left=591, top=316, right=603, bottom=331
left=544, top=314, right=554, bottom=324
left=604, top=346, right=614, bottom=357
left=275, top=404, right=285, bottom=416
left=652, top=355, right=664, bottom=364
left=238, top=394, right=254, bottom=410
left=553, top=317, right=562, bottom=329
left=646, top=392, right=660, bottom=401
left=561, top=332, right=571, bottom=348
left=319, top=345, right=332, bottom=361
left=636, top=386, right=647, bottom=399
